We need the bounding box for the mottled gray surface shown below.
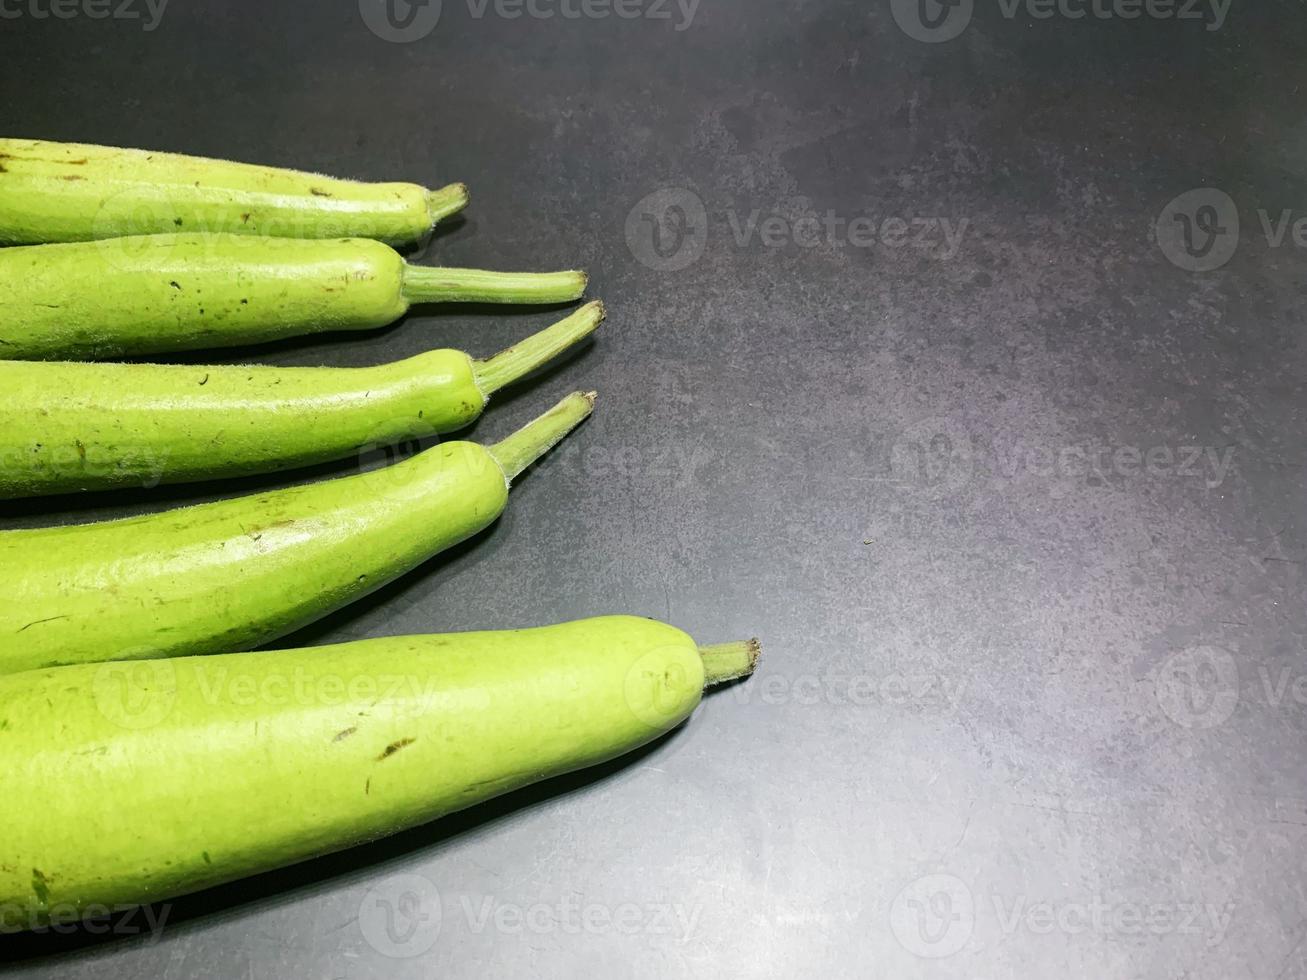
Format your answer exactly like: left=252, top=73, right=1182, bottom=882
left=2, top=0, right=1306, bottom=976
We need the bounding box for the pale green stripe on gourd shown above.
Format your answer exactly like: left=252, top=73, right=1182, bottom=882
left=0, top=138, right=467, bottom=245
left=0, top=616, right=760, bottom=932
left=0, top=234, right=588, bottom=360
left=0, top=392, right=596, bottom=675
left=0, top=302, right=604, bottom=497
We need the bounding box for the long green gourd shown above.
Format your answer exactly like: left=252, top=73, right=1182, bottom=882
left=0, top=234, right=588, bottom=360
left=0, top=137, right=469, bottom=245
left=0, top=617, right=759, bottom=932
left=0, top=392, right=595, bottom=676
left=0, top=302, right=604, bottom=498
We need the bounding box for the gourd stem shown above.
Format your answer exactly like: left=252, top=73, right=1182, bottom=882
left=701, top=640, right=761, bottom=687
left=473, top=302, right=605, bottom=395
left=401, top=266, right=588, bottom=305
left=426, top=182, right=470, bottom=225
left=488, top=392, right=596, bottom=483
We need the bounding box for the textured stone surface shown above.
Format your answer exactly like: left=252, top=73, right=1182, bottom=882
left=2, top=1, right=1305, bottom=976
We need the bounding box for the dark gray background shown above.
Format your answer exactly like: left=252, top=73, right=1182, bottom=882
left=3, top=0, right=1305, bottom=977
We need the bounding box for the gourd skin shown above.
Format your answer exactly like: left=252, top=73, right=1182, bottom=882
left=0, top=234, right=410, bottom=360
left=0, top=617, right=705, bottom=930
left=0, top=442, right=510, bottom=675
left=0, top=352, right=484, bottom=497
left=0, top=138, right=442, bottom=246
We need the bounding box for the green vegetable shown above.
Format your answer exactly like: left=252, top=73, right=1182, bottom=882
left=0, top=392, right=595, bottom=675
left=0, top=616, right=759, bottom=932
left=0, top=138, right=469, bottom=246
left=0, top=302, right=604, bottom=497
left=0, top=233, right=588, bottom=360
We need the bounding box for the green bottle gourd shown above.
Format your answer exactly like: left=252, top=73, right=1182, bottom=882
left=0, top=617, right=759, bottom=932
left=0, top=392, right=596, bottom=676
left=0, top=234, right=588, bottom=360
left=0, top=137, right=469, bottom=246
left=0, top=302, right=604, bottom=497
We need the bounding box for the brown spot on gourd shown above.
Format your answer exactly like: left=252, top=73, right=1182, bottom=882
left=31, top=869, right=50, bottom=907
left=377, top=738, right=416, bottom=761
left=17, top=616, right=69, bottom=634
left=174, top=218, right=183, bottom=227
left=169, top=281, right=181, bottom=290
left=310, top=188, right=333, bottom=198
left=198, top=374, right=209, bottom=386
left=244, top=518, right=296, bottom=540
left=334, top=727, right=357, bottom=742
left=241, top=213, right=251, bottom=223
left=61, top=175, right=85, bottom=181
